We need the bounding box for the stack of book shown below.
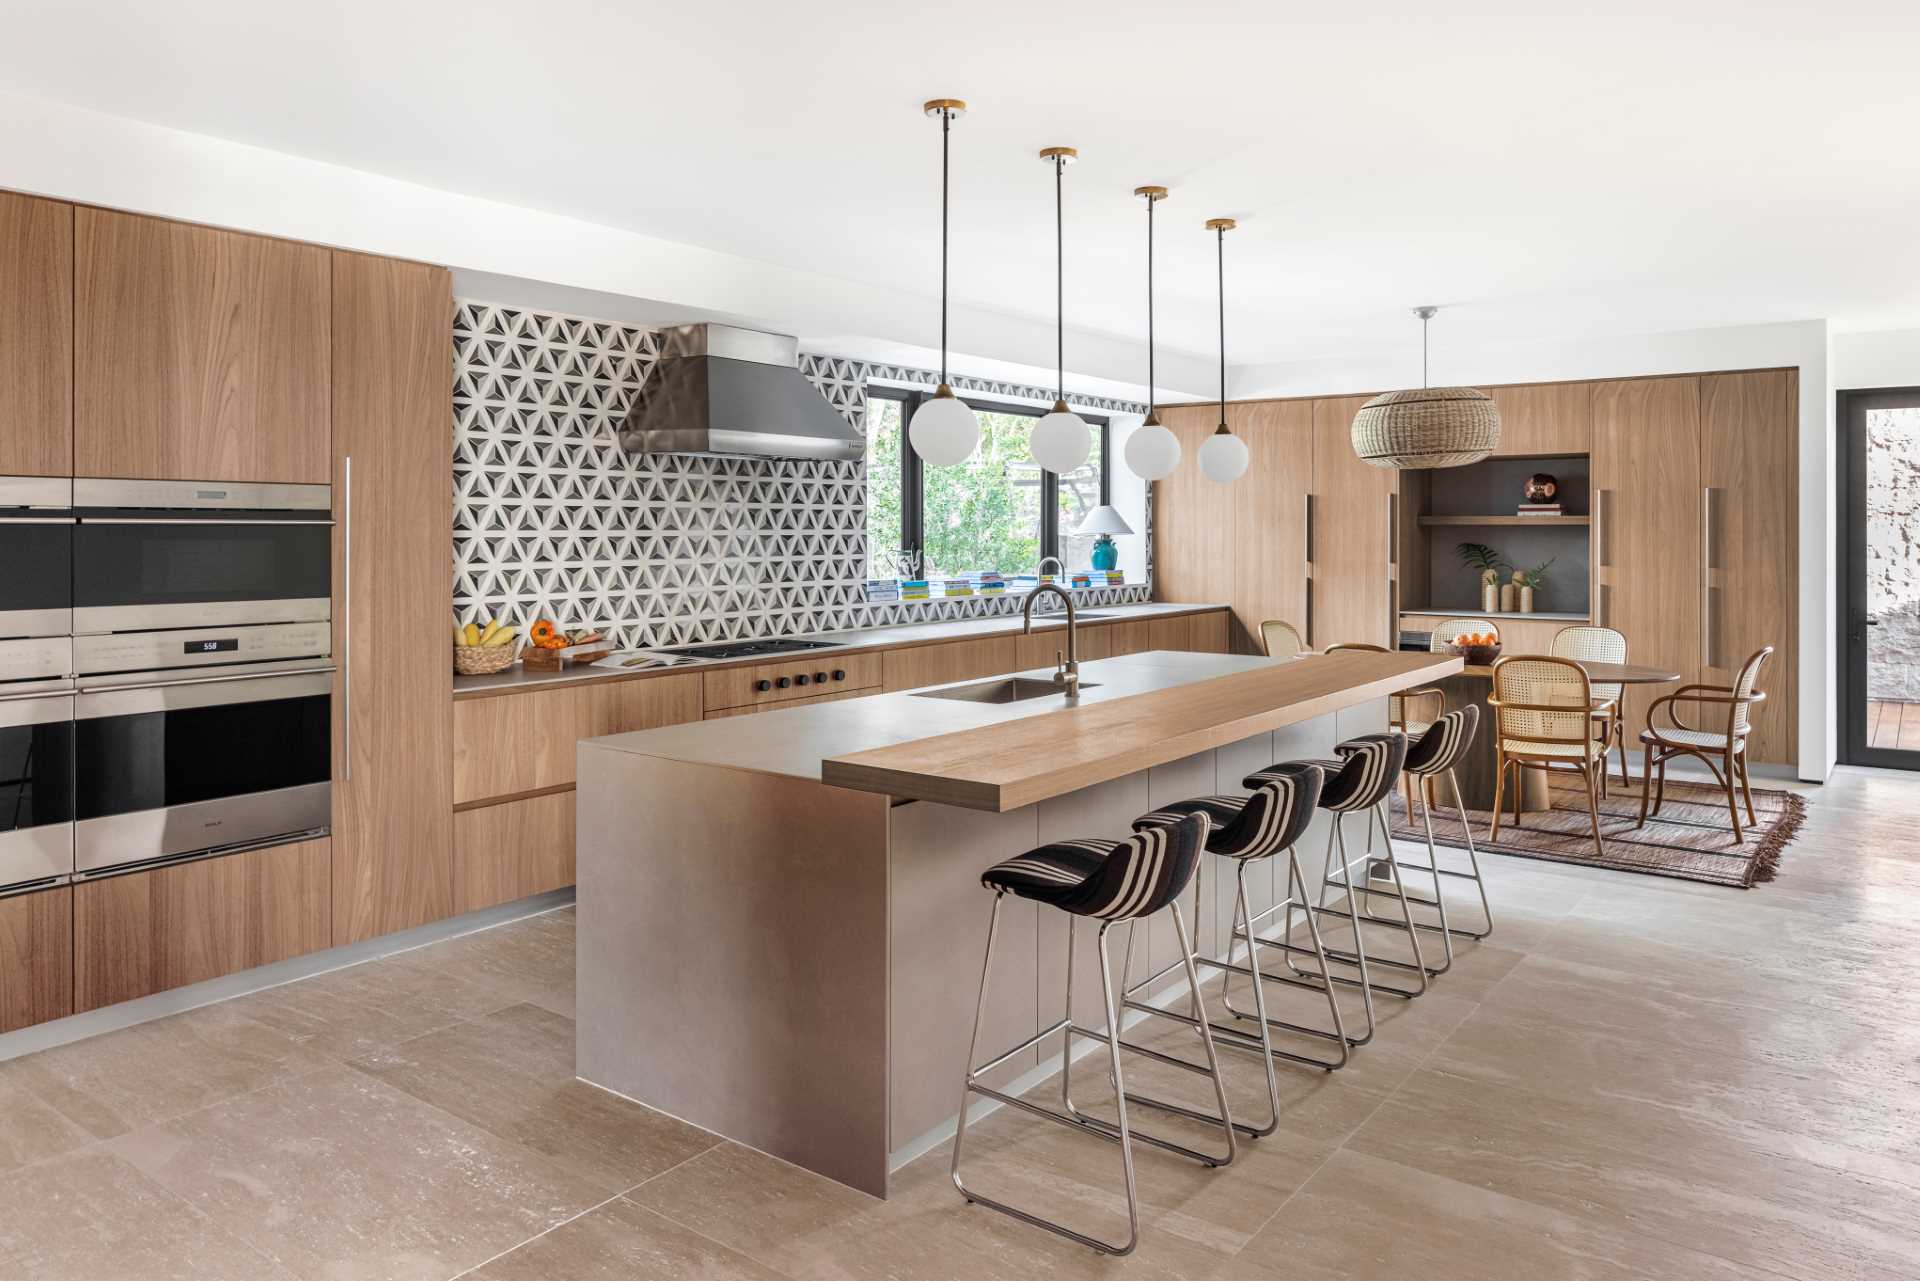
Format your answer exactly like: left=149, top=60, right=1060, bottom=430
left=972, top=571, right=1007, bottom=596
left=864, top=579, right=900, bottom=603
left=899, top=578, right=931, bottom=601
left=1069, top=572, right=1094, bottom=589
left=1517, top=502, right=1563, bottom=517
left=1009, top=573, right=1040, bottom=591
left=1097, top=569, right=1126, bottom=586
left=940, top=578, right=974, bottom=597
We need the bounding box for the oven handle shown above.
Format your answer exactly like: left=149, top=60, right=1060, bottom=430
left=0, top=516, right=76, bottom=525
left=77, top=664, right=337, bottom=696
left=0, top=691, right=73, bottom=728
left=75, top=667, right=336, bottom=719
left=78, top=518, right=336, bottom=526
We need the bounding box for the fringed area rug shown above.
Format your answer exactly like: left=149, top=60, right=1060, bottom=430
left=1389, top=776, right=1806, bottom=888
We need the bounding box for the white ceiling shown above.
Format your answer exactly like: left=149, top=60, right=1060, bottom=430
left=4, top=0, right=1918, bottom=370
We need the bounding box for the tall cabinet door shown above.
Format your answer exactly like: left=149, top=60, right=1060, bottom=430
left=331, top=252, right=454, bottom=944
left=1309, top=395, right=1394, bottom=649
left=1150, top=404, right=1235, bottom=612
left=1230, top=400, right=1311, bottom=653
left=74, top=209, right=330, bottom=482
left=0, top=193, right=72, bottom=476
left=1701, top=370, right=1798, bottom=765
left=1592, top=377, right=1702, bottom=745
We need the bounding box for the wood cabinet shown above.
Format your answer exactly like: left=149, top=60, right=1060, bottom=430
left=704, top=653, right=882, bottom=713
left=1231, top=400, right=1312, bottom=654
left=453, top=791, right=576, bottom=915
left=74, top=209, right=330, bottom=482
left=1149, top=405, right=1236, bottom=615
left=0, top=193, right=73, bottom=477
left=705, top=687, right=875, bottom=718
left=1701, top=370, right=1798, bottom=763
left=72, top=840, right=330, bottom=1013
left=1310, top=395, right=1395, bottom=649
left=882, top=636, right=1018, bottom=692
left=454, top=672, right=703, bottom=805
left=1013, top=620, right=1113, bottom=671
left=0, top=885, right=71, bottom=1033
left=1592, top=376, right=1703, bottom=747
left=1107, top=611, right=1230, bottom=657
left=1488, top=382, right=1591, bottom=457
left=331, top=252, right=454, bottom=944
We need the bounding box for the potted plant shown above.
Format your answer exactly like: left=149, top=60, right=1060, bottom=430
left=1512, top=558, right=1556, bottom=614
left=1457, top=543, right=1509, bottom=613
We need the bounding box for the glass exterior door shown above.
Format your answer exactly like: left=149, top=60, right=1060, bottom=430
left=1844, top=390, right=1920, bottom=767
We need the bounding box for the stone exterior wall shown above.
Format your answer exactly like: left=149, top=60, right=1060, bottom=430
left=1868, top=407, right=1920, bottom=700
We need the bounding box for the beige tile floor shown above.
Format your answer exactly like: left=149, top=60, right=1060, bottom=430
left=4, top=768, right=1918, bottom=1280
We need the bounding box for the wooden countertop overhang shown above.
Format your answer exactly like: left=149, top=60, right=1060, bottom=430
left=820, top=649, right=1462, bottom=812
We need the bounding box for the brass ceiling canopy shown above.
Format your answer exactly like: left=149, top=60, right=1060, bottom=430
left=1037, top=145, right=1079, bottom=164
left=1351, top=306, right=1501, bottom=469
left=1204, top=217, right=1238, bottom=232
left=922, top=98, right=967, bottom=118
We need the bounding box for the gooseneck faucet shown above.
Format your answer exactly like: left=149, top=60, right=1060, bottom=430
left=1022, top=582, right=1080, bottom=699
left=1036, top=555, right=1065, bottom=581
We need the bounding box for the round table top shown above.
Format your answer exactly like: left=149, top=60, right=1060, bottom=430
left=1456, top=658, right=1682, bottom=684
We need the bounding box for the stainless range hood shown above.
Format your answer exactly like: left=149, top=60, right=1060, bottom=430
left=619, top=324, right=862, bottom=463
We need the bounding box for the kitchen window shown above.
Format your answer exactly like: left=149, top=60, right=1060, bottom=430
left=863, top=387, right=1109, bottom=579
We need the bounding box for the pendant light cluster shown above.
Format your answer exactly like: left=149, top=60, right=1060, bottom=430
left=910, top=98, right=1248, bottom=484
left=1349, top=306, right=1501, bottom=468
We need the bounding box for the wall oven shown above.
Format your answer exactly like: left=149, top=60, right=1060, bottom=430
left=73, top=478, right=332, bottom=634
left=0, top=476, right=74, bottom=697
left=0, top=691, right=74, bottom=892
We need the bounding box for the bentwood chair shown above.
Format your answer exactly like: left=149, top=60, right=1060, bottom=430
left=1488, top=655, right=1609, bottom=858
left=1260, top=619, right=1306, bottom=659
left=953, top=812, right=1233, bottom=1257
left=1552, top=624, right=1630, bottom=794
left=1637, top=646, right=1773, bottom=843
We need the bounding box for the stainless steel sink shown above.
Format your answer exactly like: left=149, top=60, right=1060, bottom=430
left=912, top=676, right=1102, bottom=704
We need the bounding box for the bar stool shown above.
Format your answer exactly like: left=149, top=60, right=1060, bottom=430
left=1364, top=708, right=1494, bottom=975
left=1115, top=763, right=1335, bottom=1136
left=951, top=812, right=1233, bottom=1257
left=1257, top=732, right=1429, bottom=1012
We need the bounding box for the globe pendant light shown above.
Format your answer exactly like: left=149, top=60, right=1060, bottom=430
left=1196, top=217, right=1249, bottom=484
left=1029, top=146, right=1093, bottom=475
left=1350, top=305, right=1501, bottom=468
left=1122, top=184, right=1181, bottom=482
left=909, top=99, right=982, bottom=467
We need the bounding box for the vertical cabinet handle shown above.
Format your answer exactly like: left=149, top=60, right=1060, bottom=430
left=342, top=455, right=353, bottom=782
left=1700, top=486, right=1714, bottom=668
left=1593, top=487, right=1608, bottom=626
left=1303, top=493, right=1314, bottom=645
left=1385, top=493, right=1397, bottom=646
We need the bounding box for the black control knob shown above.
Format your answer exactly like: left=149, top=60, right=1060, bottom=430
left=831, top=669, right=846, bottom=681
left=795, top=673, right=811, bottom=686
left=814, top=671, right=828, bottom=683
left=755, top=679, right=772, bottom=692
left=775, top=676, right=792, bottom=689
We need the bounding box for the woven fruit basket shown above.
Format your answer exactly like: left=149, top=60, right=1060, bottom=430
left=1454, top=641, right=1502, bottom=666
left=454, top=643, right=518, bottom=676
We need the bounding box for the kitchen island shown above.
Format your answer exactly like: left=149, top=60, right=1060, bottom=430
left=575, top=647, right=1459, bottom=1196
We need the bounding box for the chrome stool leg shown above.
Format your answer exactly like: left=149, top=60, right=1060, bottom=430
left=1295, top=803, right=1430, bottom=997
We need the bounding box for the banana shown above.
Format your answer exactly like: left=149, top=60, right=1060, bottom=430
left=477, top=618, right=504, bottom=647
left=462, top=622, right=482, bottom=647
left=453, top=619, right=466, bottom=645
left=484, top=627, right=517, bottom=648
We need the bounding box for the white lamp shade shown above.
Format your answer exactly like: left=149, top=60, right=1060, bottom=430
left=1030, top=407, right=1092, bottom=474
left=1197, top=430, right=1249, bottom=484
left=909, top=392, right=981, bottom=466
left=1073, top=504, right=1134, bottom=537
left=1123, top=423, right=1181, bottom=480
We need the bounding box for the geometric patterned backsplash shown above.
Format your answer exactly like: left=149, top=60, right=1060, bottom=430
left=453, top=302, right=1151, bottom=649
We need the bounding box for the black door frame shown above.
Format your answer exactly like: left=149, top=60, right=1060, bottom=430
left=1837, top=387, right=1920, bottom=769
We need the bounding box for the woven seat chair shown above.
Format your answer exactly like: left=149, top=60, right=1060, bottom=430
left=1259, top=619, right=1306, bottom=659
left=1552, top=625, right=1629, bottom=794
left=1637, top=647, right=1772, bottom=844
left=1488, top=655, right=1609, bottom=858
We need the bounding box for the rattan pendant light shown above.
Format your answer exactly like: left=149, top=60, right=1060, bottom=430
left=1350, top=306, right=1500, bottom=469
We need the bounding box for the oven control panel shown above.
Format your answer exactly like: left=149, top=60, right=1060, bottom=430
left=75, top=621, right=332, bottom=675
left=0, top=635, right=72, bottom=685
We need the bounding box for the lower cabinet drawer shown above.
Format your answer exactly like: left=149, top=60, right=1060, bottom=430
left=73, top=838, right=332, bottom=1013
left=1, top=884, right=72, bottom=1034
left=453, top=790, right=576, bottom=914
left=704, top=687, right=875, bottom=718
left=704, top=652, right=883, bottom=712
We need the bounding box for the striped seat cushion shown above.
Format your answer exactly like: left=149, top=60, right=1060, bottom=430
left=1405, top=706, right=1477, bottom=777
left=1133, top=762, right=1322, bottom=862
left=1246, top=734, right=1403, bottom=813
left=982, top=813, right=1208, bottom=921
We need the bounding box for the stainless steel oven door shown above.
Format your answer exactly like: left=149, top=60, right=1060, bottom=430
left=73, top=666, right=333, bottom=875
left=0, top=476, right=74, bottom=641
left=72, top=479, right=332, bottom=634
left=0, top=691, right=75, bottom=891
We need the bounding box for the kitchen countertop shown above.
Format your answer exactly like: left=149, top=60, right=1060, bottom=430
left=451, top=600, right=1229, bottom=700
left=582, top=647, right=1460, bottom=812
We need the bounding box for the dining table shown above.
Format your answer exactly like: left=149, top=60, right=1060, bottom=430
left=1415, top=658, right=1683, bottom=814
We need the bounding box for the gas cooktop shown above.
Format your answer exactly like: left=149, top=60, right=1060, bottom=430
left=660, top=638, right=841, bottom=661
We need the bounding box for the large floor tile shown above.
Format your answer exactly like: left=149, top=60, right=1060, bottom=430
left=351, top=1002, right=718, bottom=1193
left=0, top=1148, right=299, bottom=1281
left=224, top=949, right=520, bottom=1061
left=0, top=1061, right=97, bottom=1175
left=106, top=1062, right=606, bottom=1281
left=395, top=908, right=575, bottom=1018
left=467, top=1195, right=788, bottom=1281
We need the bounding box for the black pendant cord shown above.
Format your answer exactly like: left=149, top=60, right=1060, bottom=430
left=1054, top=155, right=1066, bottom=401
left=1146, top=196, right=1155, bottom=416
left=1216, top=225, right=1227, bottom=429
left=1422, top=311, right=1429, bottom=388
left=940, top=109, right=951, bottom=387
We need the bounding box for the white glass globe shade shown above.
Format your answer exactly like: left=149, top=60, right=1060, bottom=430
left=909, top=393, right=981, bottom=466
left=1197, top=431, right=1249, bottom=484
left=1123, top=424, right=1181, bottom=480
left=1030, top=408, right=1092, bottom=474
